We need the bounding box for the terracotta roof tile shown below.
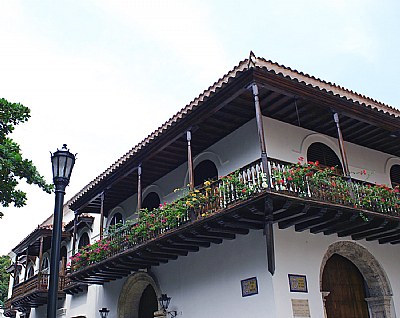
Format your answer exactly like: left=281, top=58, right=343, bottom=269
left=67, top=54, right=400, bottom=207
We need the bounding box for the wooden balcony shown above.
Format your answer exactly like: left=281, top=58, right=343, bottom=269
left=2, top=298, right=16, bottom=317
left=68, top=158, right=400, bottom=284
left=9, top=273, right=65, bottom=310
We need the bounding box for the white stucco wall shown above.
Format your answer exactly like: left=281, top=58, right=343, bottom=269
left=273, top=226, right=400, bottom=318
left=151, top=229, right=275, bottom=318
left=10, top=115, right=400, bottom=318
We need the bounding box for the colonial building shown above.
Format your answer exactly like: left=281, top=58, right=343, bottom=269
left=3, top=53, right=400, bottom=318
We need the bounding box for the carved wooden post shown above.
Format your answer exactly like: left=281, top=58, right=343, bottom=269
left=99, top=192, right=105, bottom=239
left=72, top=212, right=78, bottom=255
left=333, top=112, right=351, bottom=178
left=264, top=197, right=275, bottom=275
left=187, top=130, right=195, bottom=191
left=23, top=248, right=29, bottom=281
left=137, top=164, right=142, bottom=211
left=38, top=236, right=44, bottom=273
left=13, top=255, right=18, bottom=287
left=251, top=83, right=271, bottom=187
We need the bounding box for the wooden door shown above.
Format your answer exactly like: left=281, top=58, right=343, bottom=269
left=322, top=254, right=370, bottom=318
left=138, top=285, right=158, bottom=318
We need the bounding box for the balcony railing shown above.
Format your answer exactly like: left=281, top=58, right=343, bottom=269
left=70, top=158, right=400, bottom=274
left=269, top=159, right=400, bottom=216
left=10, top=273, right=65, bottom=308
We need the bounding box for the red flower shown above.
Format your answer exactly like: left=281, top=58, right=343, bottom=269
left=315, top=161, right=319, bottom=166
left=287, top=177, right=293, bottom=181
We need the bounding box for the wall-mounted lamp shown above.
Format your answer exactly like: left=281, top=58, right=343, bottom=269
left=158, top=294, right=177, bottom=318
left=99, top=307, right=110, bottom=318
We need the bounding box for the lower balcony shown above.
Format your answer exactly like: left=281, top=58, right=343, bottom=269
left=2, top=299, right=16, bottom=317
left=68, top=158, right=400, bottom=284
left=9, top=273, right=65, bottom=310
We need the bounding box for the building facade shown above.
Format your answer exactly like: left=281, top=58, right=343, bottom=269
left=4, top=53, right=400, bottom=318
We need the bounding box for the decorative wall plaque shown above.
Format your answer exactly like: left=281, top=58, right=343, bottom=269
left=241, top=277, right=258, bottom=297
left=291, top=299, right=311, bottom=318
left=288, top=274, right=308, bottom=293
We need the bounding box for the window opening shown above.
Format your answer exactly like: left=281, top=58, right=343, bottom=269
left=194, top=160, right=218, bottom=187
left=390, top=164, right=400, bottom=188
left=307, top=142, right=343, bottom=173
left=142, top=192, right=160, bottom=212
left=78, top=232, right=90, bottom=249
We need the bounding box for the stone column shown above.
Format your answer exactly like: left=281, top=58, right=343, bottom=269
left=321, top=291, right=330, bottom=318
left=365, top=296, right=393, bottom=318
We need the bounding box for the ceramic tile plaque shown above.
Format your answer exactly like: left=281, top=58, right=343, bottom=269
left=291, top=299, right=311, bottom=318
left=241, top=277, right=258, bottom=297
left=288, top=274, right=308, bottom=293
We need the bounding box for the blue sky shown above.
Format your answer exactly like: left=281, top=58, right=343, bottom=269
left=0, top=0, right=399, bottom=254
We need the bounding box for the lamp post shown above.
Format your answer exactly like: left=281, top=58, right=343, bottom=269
left=47, top=144, right=76, bottom=318
left=158, top=294, right=177, bottom=318
left=99, top=307, right=110, bottom=318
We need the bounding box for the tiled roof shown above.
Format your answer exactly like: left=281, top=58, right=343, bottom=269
left=67, top=53, right=400, bottom=208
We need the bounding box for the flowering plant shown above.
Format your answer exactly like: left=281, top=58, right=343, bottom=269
left=70, top=169, right=262, bottom=270
left=271, top=157, right=400, bottom=214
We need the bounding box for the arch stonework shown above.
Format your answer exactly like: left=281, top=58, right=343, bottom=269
left=118, top=272, right=161, bottom=318
left=320, top=241, right=394, bottom=318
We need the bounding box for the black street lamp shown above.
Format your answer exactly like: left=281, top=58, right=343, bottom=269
left=158, top=294, right=177, bottom=317
left=99, top=307, right=110, bottom=318
left=47, top=144, right=76, bottom=318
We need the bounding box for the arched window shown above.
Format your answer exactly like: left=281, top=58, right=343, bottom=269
left=109, top=212, right=124, bottom=227
left=194, top=160, right=218, bottom=187
left=307, top=142, right=343, bottom=172
left=41, top=257, right=50, bottom=272
left=390, top=165, right=400, bottom=188
left=26, top=263, right=34, bottom=279
left=60, top=246, right=67, bottom=261
left=78, top=232, right=90, bottom=249
left=142, top=192, right=160, bottom=212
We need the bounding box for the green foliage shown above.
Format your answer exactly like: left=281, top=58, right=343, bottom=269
left=271, top=159, right=400, bottom=215
left=0, top=255, right=11, bottom=306
left=0, top=98, right=53, bottom=217
left=70, top=172, right=263, bottom=270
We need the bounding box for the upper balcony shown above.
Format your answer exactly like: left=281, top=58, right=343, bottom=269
left=68, top=157, right=400, bottom=284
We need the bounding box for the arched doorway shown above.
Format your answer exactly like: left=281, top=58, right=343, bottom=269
left=138, top=285, right=158, bottom=318
left=118, top=272, right=161, bottom=318
left=320, top=241, right=394, bottom=318
left=322, top=254, right=369, bottom=317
